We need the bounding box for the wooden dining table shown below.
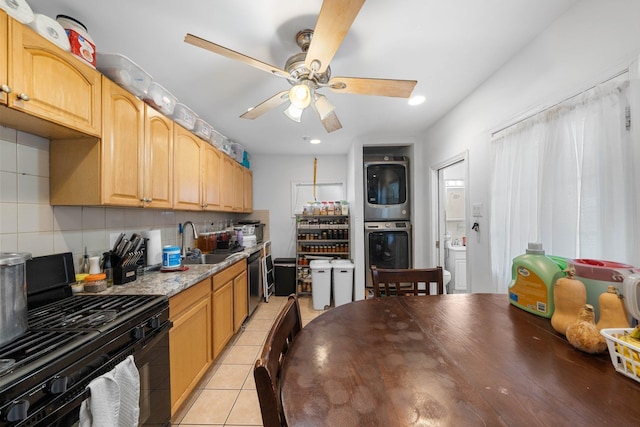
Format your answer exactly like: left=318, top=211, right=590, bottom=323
left=280, top=294, right=640, bottom=426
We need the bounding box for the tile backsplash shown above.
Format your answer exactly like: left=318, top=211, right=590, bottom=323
left=0, top=126, right=261, bottom=270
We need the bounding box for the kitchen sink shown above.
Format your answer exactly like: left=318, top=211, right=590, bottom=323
left=182, top=253, right=232, bottom=265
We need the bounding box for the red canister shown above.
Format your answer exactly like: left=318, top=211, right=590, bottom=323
left=56, top=15, right=96, bottom=68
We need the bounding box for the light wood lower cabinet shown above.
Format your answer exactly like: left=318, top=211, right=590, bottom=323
left=169, top=260, right=249, bottom=416
left=212, top=259, right=247, bottom=358
left=212, top=279, right=234, bottom=359
left=169, top=278, right=212, bottom=415
left=233, top=269, right=248, bottom=332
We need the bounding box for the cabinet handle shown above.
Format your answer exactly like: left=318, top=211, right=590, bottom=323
left=17, top=93, right=30, bottom=101
left=145, top=198, right=153, bottom=203
left=0, top=84, right=11, bottom=94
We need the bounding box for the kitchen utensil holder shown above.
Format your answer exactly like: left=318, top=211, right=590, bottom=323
left=112, top=253, right=138, bottom=285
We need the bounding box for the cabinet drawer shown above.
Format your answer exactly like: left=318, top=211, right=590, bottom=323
left=170, top=277, right=212, bottom=318
left=213, top=259, right=246, bottom=290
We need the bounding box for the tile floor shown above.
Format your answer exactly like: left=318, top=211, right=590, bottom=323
left=170, top=294, right=324, bottom=426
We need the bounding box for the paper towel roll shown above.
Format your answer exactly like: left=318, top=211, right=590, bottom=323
left=28, top=14, right=71, bottom=52
left=141, top=229, right=162, bottom=267
left=1, top=0, right=34, bottom=24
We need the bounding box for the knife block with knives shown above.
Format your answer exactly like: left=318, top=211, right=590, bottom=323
left=110, top=232, right=145, bottom=285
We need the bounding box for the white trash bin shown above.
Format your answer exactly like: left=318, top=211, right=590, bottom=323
left=331, top=259, right=354, bottom=307
left=310, top=260, right=332, bottom=310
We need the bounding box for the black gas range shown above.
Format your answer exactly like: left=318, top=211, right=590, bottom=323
left=0, top=253, right=172, bottom=426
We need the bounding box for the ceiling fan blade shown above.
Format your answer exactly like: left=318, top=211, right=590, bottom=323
left=305, top=0, right=365, bottom=74
left=320, top=111, right=343, bottom=133
left=185, top=33, right=290, bottom=78
left=328, top=77, right=417, bottom=98
left=240, top=90, right=289, bottom=120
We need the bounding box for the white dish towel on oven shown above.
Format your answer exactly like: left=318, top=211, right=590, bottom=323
left=79, top=355, right=140, bottom=427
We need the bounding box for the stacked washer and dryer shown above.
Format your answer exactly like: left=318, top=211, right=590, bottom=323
left=363, top=155, right=451, bottom=293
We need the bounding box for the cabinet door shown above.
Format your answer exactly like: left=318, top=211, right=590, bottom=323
left=203, top=144, right=222, bottom=210
left=173, top=125, right=202, bottom=210
left=220, top=155, right=234, bottom=211
left=454, top=258, right=468, bottom=292
left=212, top=281, right=234, bottom=359
left=144, top=107, right=173, bottom=208
left=232, top=162, right=244, bottom=211
left=9, top=18, right=101, bottom=136
left=243, top=168, right=253, bottom=213
left=169, top=295, right=212, bottom=413
left=101, top=78, right=144, bottom=206
left=233, top=269, right=248, bottom=332
left=0, top=11, right=7, bottom=105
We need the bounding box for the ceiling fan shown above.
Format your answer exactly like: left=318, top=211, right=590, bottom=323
left=184, top=0, right=417, bottom=133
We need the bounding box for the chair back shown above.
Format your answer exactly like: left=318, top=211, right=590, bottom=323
left=254, top=294, right=302, bottom=427
left=371, top=266, right=444, bottom=297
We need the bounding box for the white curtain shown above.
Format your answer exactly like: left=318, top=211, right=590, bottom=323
left=490, top=69, right=640, bottom=293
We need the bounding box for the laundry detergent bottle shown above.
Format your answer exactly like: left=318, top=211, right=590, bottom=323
left=508, top=242, right=565, bottom=318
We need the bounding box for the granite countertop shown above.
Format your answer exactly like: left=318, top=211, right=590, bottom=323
left=92, top=245, right=261, bottom=299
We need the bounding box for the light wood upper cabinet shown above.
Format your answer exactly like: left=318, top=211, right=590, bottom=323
left=144, top=107, right=173, bottom=208
left=243, top=167, right=253, bottom=213
left=232, top=161, right=244, bottom=212
left=220, top=154, right=235, bottom=211
left=101, top=78, right=144, bottom=206
left=7, top=15, right=101, bottom=136
left=51, top=78, right=174, bottom=207
left=202, top=143, right=222, bottom=211
left=0, top=11, right=8, bottom=105
left=173, top=125, right=203, bottom=210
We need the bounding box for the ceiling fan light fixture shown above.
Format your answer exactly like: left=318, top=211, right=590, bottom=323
left=284, top=104, right=304, bottom=122
left=289, top=84, right=312, bottom=109
left=314, top=94, right=335, bottom=120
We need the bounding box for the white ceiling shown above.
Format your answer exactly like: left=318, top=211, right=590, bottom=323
left=26, top=0, right=579, bottom=155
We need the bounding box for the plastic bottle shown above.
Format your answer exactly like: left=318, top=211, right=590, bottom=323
left=508, top=242, right=565, bottom=318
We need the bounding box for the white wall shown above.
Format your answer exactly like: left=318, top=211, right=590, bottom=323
left=0, top=126, right=249, bottom=269
left=419, top=0, right=640, bottom=293
left=251, top=153, right=348, bottom=260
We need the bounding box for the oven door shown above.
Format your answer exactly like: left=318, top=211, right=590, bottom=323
left=364, top=222, right=412, bottom=288
left=136, top=323, right=171, bottom=426
left=24, top=321, right=172, bottom=427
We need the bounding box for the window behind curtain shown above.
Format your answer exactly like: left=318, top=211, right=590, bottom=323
left=490, top=74, right=639, bottom=292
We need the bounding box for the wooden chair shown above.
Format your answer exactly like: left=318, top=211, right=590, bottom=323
left=254, top=294, right=302, bottom=427
left=371, top=266, right=444, bottom=297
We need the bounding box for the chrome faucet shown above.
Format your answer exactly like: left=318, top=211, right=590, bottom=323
left=181, top=221, right=198, bottom=257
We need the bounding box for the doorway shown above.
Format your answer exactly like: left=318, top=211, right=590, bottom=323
left=435, top=155, right=468, bottom=293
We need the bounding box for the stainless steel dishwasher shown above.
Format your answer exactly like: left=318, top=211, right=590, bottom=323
left=247, top=250, right=262, bottom=316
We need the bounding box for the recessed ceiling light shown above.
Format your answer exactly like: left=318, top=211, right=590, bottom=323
left=408, top=95, right=425, bottom=106
left=310, top=139, right=321, bottom=144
